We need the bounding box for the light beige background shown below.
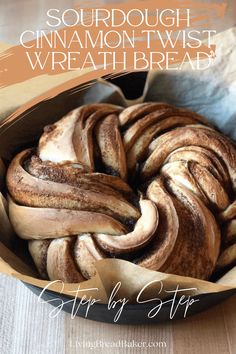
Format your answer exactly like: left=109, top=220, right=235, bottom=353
left=0, top=1, right=236, bottom=353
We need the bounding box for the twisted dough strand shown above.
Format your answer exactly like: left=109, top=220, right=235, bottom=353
left=6, top=103, right=236, bottom=282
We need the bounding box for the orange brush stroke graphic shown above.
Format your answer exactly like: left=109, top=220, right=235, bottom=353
left=0, top=0, right=226, bottom=88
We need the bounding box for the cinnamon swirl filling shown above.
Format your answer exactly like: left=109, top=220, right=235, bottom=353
left=6, top=103, right=236, bottom=282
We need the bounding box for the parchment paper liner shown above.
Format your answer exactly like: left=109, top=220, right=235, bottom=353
left=0, top=28, right=236, bottom=304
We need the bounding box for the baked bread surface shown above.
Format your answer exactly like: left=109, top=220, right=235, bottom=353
left=6, top=103, right=236, bottom=282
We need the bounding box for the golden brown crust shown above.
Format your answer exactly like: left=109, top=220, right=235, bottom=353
left=6, top=149, right=140, bottom=225
left=166, top=146, right=231, bottom=188
left=217, top=243, right=236, bottom=270
left=137, top=178, right=179, bottom=270
left=140, top=125, right=236, bottom=191
left=126, top=116, right=206, bottom=172
left=74, top=234, right=105, bottom=279
left=223, top=219, right=236, bottom=245
left=47, top=237, right=85, bottom=283
left=94, top=199, right=159, bottom=254
left=0, top=158, right=6, bottom=190
left=28, top=240, right=51, bottom=279
left=220, top=201, right=236, bottom=221
left=95, top=114, right=127, bottom=180
left=137, top=177, right=221, bottom=280
left=72, top=105, right=122, bottom=169
left=160, top=179, right=221, bottom=279
left=6, top=102, right=236, bottom=283
left=9, top=196, right=127, bottom=240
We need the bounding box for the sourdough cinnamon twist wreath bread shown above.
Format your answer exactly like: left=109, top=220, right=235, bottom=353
left=6, top=103, right=236, bottom=282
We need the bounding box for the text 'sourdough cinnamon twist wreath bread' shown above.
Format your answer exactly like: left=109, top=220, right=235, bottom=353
left=6, top=103, right=236, bottom=283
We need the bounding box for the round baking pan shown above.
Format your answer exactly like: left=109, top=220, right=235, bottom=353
left=1, top=72, right=236, bottom=324
left=25, top=283, right=236, bottom=324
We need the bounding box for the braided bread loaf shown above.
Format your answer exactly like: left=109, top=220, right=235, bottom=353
left=6, top=103, right=236, bottom=282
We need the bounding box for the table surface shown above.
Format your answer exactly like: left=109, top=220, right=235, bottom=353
left=0, top=274, right=236, bottom=354
left=1, top=1, right=236, bottom=353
